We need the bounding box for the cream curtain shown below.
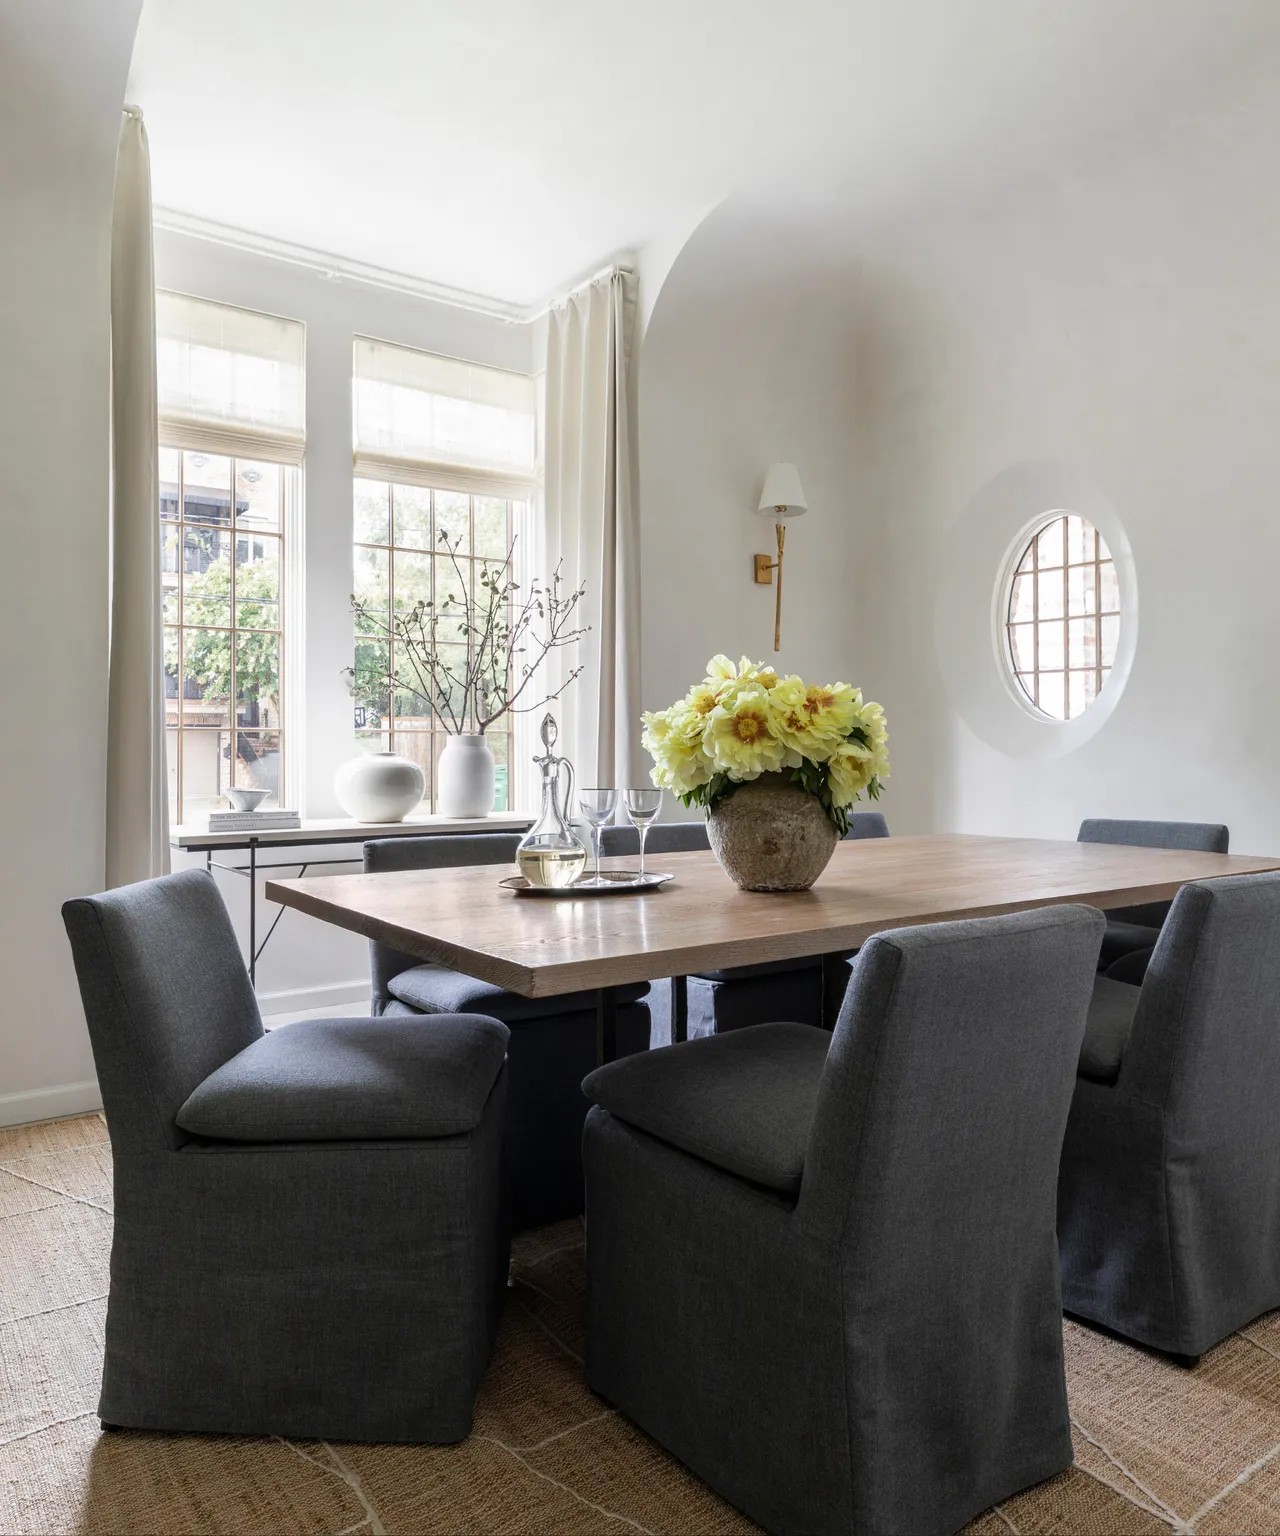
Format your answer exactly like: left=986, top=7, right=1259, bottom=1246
left=106, top=107, right=169, bottom=885
left=541, top=269, right=641, bottom=787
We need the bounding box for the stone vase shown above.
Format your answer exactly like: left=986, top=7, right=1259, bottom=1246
left=437, top=733, right=495, bottom=819
left=706, top=774, right=839, bottom=891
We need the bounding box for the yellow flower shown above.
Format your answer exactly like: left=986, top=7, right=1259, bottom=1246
left=770, top=676, right=857, bottom=754
left=682, top=681, right=721, bottom=719
left=828, top=739, right=876, bottom=807
left=703, top=654, right=778, bottom=700
left=857, top=699, right=889, bottom=754
left=706, top=688, right=789, bottom=779
left=641, top=705, right=713, bottom=796
left=704, top=654, right=741, bottom=692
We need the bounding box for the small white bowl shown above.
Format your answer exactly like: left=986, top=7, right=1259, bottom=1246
left=227, top=787, right=270, bottom=812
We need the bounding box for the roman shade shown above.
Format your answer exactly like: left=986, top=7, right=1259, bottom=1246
left=156, top=291, right=306, bottom=462
left=352, top=336, right=538, bottom=498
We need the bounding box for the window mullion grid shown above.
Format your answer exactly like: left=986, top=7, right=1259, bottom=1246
left=175, top=455, right=185, bottom=824
left=388, top=482, right=397, bottom=759
left=1031, top=536, right=1040, bottom=709
left=274, top=463, right=285, bottom=809
left=1062, top=535, right=1069, bottom=721
left=432, top=487, right=439, bottom=793
left=1095, top=530, right=1104, bottom=700
left=228, top=455, right=238, bottom=802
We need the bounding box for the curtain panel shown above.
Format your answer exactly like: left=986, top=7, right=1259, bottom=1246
left=106, top=108, right=169, bottom=883
left=541, top=269, right=641, bottom=788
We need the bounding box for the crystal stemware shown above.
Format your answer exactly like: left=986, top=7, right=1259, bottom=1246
left=578, top=788, right=618, bottom=887
left=623, top=788, right=664, bottom=880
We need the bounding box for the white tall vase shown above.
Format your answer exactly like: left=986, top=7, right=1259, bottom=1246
left=437, top=733, right=495, bottom=819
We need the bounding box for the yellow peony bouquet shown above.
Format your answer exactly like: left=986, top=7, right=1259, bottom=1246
left=641, top=655, right=889, bottom=834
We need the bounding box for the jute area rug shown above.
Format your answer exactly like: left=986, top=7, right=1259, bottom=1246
left=3, top=1114, right=1280, bottom=1535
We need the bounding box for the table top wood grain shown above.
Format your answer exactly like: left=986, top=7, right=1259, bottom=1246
left=265, top=834, right=1280, bottom=998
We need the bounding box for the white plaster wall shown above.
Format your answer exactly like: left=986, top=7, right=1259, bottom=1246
left=637, top=201, right=863, bottom=762
left=154, top=230, right=535, bottom=1014
left=0, top=0, right=144, bottom=1123
left=852, top=74, right=1280, bottom=850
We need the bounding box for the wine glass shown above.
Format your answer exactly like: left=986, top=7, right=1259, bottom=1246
left=623, top=789, right=664, bottom=880
left=578, top=788, right=617, bottom=887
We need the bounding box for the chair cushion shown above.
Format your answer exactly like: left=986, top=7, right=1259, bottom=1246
left=1102, top=945, right=1156, bottom=986
left=387, top=964, right=647, bottom=1021
left=1099, top=918, right=1162, bottom=972
left=176, top=1014, right=509, bottom=1142
left=582, top=1022, right=830, bottom=1194
left=1078, top=978, right=1141, bottom=1085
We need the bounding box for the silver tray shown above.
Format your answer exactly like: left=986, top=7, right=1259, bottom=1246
left=499, top=871, right=674, bottom=898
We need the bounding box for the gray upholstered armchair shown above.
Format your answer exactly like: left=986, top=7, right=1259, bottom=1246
left=582, top=903, right=1104, bottom=1536
left=364, top=832, right=650, bottom=1225
left=62, top=868, right=509, bottom=1442
left=1077, top=817, right=1229, bottom=981
left=1059, top=871, right=1280, bottom=1364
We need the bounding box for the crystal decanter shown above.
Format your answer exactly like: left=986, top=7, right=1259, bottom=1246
left=515, top=715, right=589, bottom=889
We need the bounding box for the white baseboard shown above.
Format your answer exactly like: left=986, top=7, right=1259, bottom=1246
left=256, top=979, right=371, bottom=1018
left=0, top=1079, right=102, bottom=1129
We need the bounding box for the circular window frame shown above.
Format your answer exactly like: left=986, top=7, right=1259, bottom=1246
left=932, top=461, right=1138, bottom=761
left=994, top=510, right=1122, bottom=724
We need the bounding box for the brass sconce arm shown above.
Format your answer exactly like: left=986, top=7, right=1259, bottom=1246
left=752, top=515, right=787, bottom=652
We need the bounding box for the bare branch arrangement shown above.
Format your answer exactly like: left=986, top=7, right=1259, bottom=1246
left=346, top=531, right=588, bottom=735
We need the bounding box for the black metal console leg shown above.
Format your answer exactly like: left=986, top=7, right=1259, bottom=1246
left=670, top=975, right=689, bottom=1046
left=596, top=987, right=618, bottom=1067
left=248, top=838, right=258, bottom=986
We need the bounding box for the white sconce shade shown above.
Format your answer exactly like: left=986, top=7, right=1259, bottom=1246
left=758, top=462, right=808, bottom=519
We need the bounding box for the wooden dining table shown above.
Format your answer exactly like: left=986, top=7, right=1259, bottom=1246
left=266, top=833, right=1280, bottom=1063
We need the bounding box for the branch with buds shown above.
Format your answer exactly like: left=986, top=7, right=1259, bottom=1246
left=344, top=531, right=589, bottom=735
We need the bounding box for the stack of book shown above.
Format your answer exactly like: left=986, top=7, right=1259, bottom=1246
left=207, top=808, right=302, bottom=833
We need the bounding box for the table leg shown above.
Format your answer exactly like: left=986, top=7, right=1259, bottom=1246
left=670, top=975, right=688, bottom=1046
left=596, top=987, right=618, bottom=1067
left=248, top=839, right=258, bottom=988
left=821, top=952, right=849, bottom=1032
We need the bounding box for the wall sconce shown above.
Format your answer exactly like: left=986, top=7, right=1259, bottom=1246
left=753, top=462, right=808, bottom=652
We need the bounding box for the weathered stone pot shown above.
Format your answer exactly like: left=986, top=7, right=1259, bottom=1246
left=706, top=774, right=839, bottom=891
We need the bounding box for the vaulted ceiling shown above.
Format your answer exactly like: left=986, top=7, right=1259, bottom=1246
left=128, top=0, right=1279, bottom=309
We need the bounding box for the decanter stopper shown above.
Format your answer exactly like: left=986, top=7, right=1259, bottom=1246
left=540, top=713, right=558, bottom=752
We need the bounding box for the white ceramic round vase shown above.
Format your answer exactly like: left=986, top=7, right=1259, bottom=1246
left=334, top=751, right=426, bottom=823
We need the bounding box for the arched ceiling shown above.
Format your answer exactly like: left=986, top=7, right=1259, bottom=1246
left=129, top=0, right=1279, bottom=310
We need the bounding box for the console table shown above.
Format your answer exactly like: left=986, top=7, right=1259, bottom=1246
left=171, top=813, right=532, bottom=985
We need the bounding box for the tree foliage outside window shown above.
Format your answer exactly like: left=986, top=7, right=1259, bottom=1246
left=166, top=553, right=281, bottom=717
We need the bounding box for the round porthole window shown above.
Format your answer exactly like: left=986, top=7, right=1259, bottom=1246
left=1004, top=512, right=1120, bottom=721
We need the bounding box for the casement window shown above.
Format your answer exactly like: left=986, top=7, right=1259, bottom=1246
left=350, top=338, right=538, bottom=812
left=1004, top=513, right=1120, bottom=721
left=157, top=292, right=305, bottom=824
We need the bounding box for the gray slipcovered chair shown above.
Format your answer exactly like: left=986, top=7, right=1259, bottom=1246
left=606, top=813, right=891, bottom=1037
left=583, top=903, right=1104, bottom=1536
left=1078, top=817, right=1229, bottom=981
left=62, top=868, right=508, bottom=1443
left=1059, top=871, right=1280, bottom=1365
left=365, top=832, right=649, bottom=1226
